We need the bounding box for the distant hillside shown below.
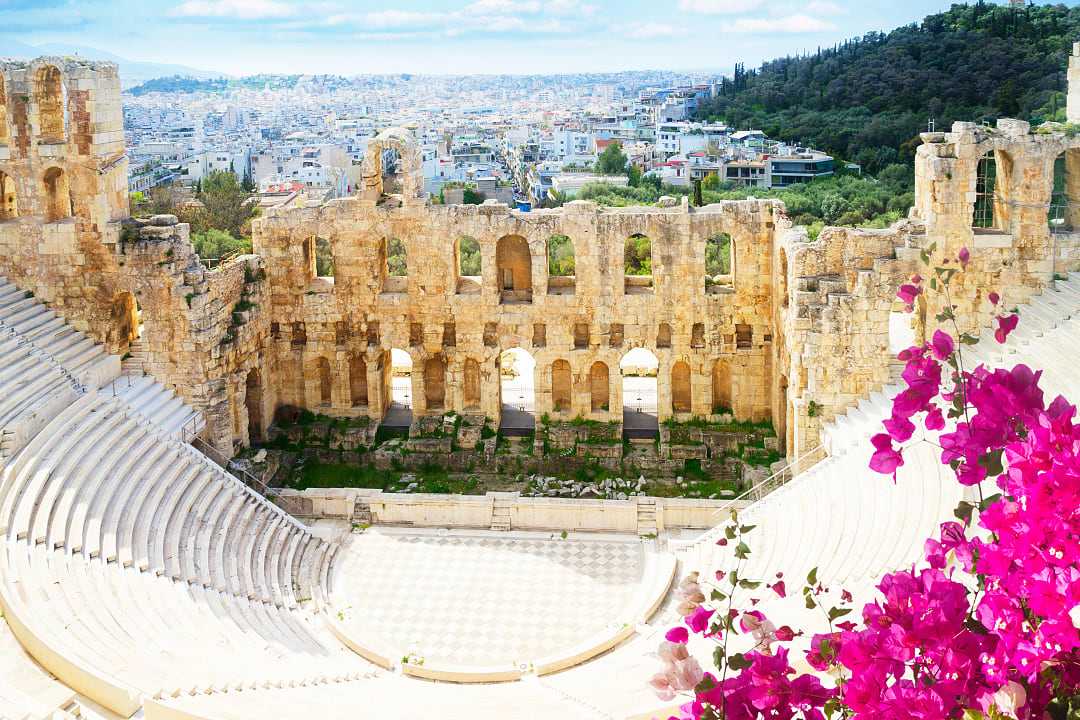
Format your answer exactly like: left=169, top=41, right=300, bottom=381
left=695, top=2, right=1080, bottom=173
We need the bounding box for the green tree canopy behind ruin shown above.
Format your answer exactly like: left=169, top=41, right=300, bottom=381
left=695, top=3, right=1080, bottom=174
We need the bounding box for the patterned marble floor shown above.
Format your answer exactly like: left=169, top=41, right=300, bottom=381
left=331, top=528, right=647, bottom=668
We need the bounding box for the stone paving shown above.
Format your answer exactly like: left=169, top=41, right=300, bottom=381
left=331, top=528, right=646, bottom=668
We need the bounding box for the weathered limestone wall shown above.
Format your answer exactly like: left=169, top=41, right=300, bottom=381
left=255, top=157, right=784, bottom=432
left=0, top=58, right=129, bottom=351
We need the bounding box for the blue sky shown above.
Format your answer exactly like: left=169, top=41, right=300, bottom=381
left=0, top=0, right=1061, bottom=76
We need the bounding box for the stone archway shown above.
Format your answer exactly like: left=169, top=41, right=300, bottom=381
left=499, top=348, right=535, bottom=432
left=361, top=127, right=425, bottom=202
left=349, top=354, right=368, bottom=407
left=589, top=361, right=610, bottom=413
left=620, top=348, right=658, bottom=438
left=315, top=357, right=332, bottom=407
left=671, top=360, right=692, bottom=414
left=496, top=234, right=532, bottom=304
left=43, top=167, right=71, bottom=223
left=424, top=355, right=447, bottom=410
left=0, top=171, right=17, bottom=220
left=109, top=291, right=139, bottom=349
left=551, top=359, right=572, bottom=412
left=246, top=368, right=264, bottom=444
left=712, top=359, right=731, bottom=414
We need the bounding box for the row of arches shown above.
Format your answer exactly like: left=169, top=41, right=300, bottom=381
left=298, top=346, right=738, bottom=428
left=0, top=65, right=66, bottom=146
left=309, top=232, right=737, bottom=298
left=0, top=167, right=72, bottom=223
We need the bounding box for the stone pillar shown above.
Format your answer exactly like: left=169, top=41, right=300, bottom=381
left=1068, top=42, right=1080, bottom=124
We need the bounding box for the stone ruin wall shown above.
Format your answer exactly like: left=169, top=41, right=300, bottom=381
left=6, top=56, right=1080, bottom=462
left=252, top=191, right=784, bottom=438
left=0, top=58, right=130, bottom=349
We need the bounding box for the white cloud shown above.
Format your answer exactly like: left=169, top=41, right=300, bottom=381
left=464, top=0, right=541, bottom=13
left=804, top=0, right=844, bottom=16
left=678, top=0, right=763, bottom=14
left=362, top=10, right=447, bottom=29
left=622, top=22, right=677, bottom=39
left=169, top=0, right=295, bottom=19
left=730, top=13, right=835, bottom=32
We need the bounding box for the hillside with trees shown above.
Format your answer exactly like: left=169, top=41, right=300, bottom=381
left=695, top=2, right=1080, bottom=173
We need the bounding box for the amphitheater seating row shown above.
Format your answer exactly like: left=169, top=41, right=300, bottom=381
left=0, top=392, right=330, bottom=610
left=0, top=618, right=78, bottom=720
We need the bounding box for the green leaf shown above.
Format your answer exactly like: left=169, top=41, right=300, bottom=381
left=739, top=524, right=756, bottom=534
left=978, top=493, right=1002, bottom=511
left=738, top=579, right=761, bottom=589
left=712, top=646, right=725, bottom=670
left=727, top=653, right=752, bottom=671
left=930, top=276, right=938, bottom=290
left=725, top=525, right=737, bottom=540
left=954, top=501, right=975, bottom=524
left=960, top=333, right=979, bottom=345
left=734, top=541, right=751, bottom=559
left=710, top=589, right=728, bottom=602
left=805, top=594, right=817, bottom=610
left=807, top=567, right=818, bottom=586
left=828, top=607, right=852, bottom=621
left=695, top=674, right=718, bottom=693
left=962, top=710, right=986, bottom=720
left=978, top=450, right=1004, bottom=477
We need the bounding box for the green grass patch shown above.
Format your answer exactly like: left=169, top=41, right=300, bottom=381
left=295, top=461, right=392, bottom=490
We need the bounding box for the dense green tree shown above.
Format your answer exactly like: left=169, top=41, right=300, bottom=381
left=596, top=142, right=629, bottom=175
left=459, top=236, right=482, bottom=276
left=624, top=234, right=652, bottom=275
left=387, top=237, right=407, bottom=276
left=191, top=228, right=252, bottom=259
left=182, top=170, right=257, bottom=239
left=695, top=3, right=1080, bottom=173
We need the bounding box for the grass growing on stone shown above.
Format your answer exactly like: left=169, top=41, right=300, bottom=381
left=295, top=461, right=393, bottom=490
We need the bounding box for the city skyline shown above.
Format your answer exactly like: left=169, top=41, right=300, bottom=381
left=0, top=0, right=1055, bottom=77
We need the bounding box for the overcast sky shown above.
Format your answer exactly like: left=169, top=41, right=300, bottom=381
left=0, top=0, right=1060, bottom=76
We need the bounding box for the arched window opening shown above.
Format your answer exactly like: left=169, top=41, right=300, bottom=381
left=424, top=355, right=447, bottom=410
left=35, top=65, right=64, bottom=144
left=246, top=369, right=264, bottom=444
left=705, top=233, right=734, bottom=293
left=382, top=237, right=407, bottom=293
left=315, top=357, right=332, bottom=407
left=624, top=233, right=653, bottom=294
left=496, top=234, right=532, bottom=304
left=778, top=248, right=790, bottom=309
left=620, top=348, right=658, bottom=438
left=381, top=147, right=402, bottom=195
left=0, top=171, right=17, bottom=221
left=43, top=167, right=71, bottom=223
left=589, top=361, right=609, bottom=412
left=109, top=292, right=140, bottom=348
left=656, top=322, right=672, bottom=349
left=547, top=234, right=575, bottom=295
left=463, top=358, right=481, bottom=410
left=1050, top=150, right=1080, bottom=233
left=691, top=322, right=706, bottom=348
left=385, top=349, right=413, bottom=427
left=349, top=354, right=368, bottom=407
left=551, top=359, right=572, bottom=413
left=671, top=361, right=692, bottom=414
left=457, top=235, right=481, bottom=294
left=973, top=150, right=1008, bottom=231
left=712, top=360, right=731, bottom=414
left=500, top=348, right=535, bottom=432
left=315, top=236, right=335, bottom=278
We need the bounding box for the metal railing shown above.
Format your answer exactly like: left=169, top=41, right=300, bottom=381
left=191, top=435, right=306, bottom=520
left=198, top=250, right=243, bottom=271
left=684, top=443, right=828, bottom=551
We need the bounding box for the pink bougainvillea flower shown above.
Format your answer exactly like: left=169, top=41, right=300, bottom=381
left=897, top=283, right=922, bottom=311
left=994, top=313, right=1019, bottom=344
left=958, top=246, right=971, bottom=267
left=665, top=627, right=689, bottom=644
left=869, top=433, right=904, bottom=477
left=930, top=329, right=954, bottom=361
left=685, top=606, right=715, bottom=634
left=989, top=291, right=1000, bottom=306
left=769, top=580, right=787, bottom=598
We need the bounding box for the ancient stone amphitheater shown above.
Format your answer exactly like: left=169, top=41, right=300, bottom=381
left=2, top=51, right=1080, bottom=719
